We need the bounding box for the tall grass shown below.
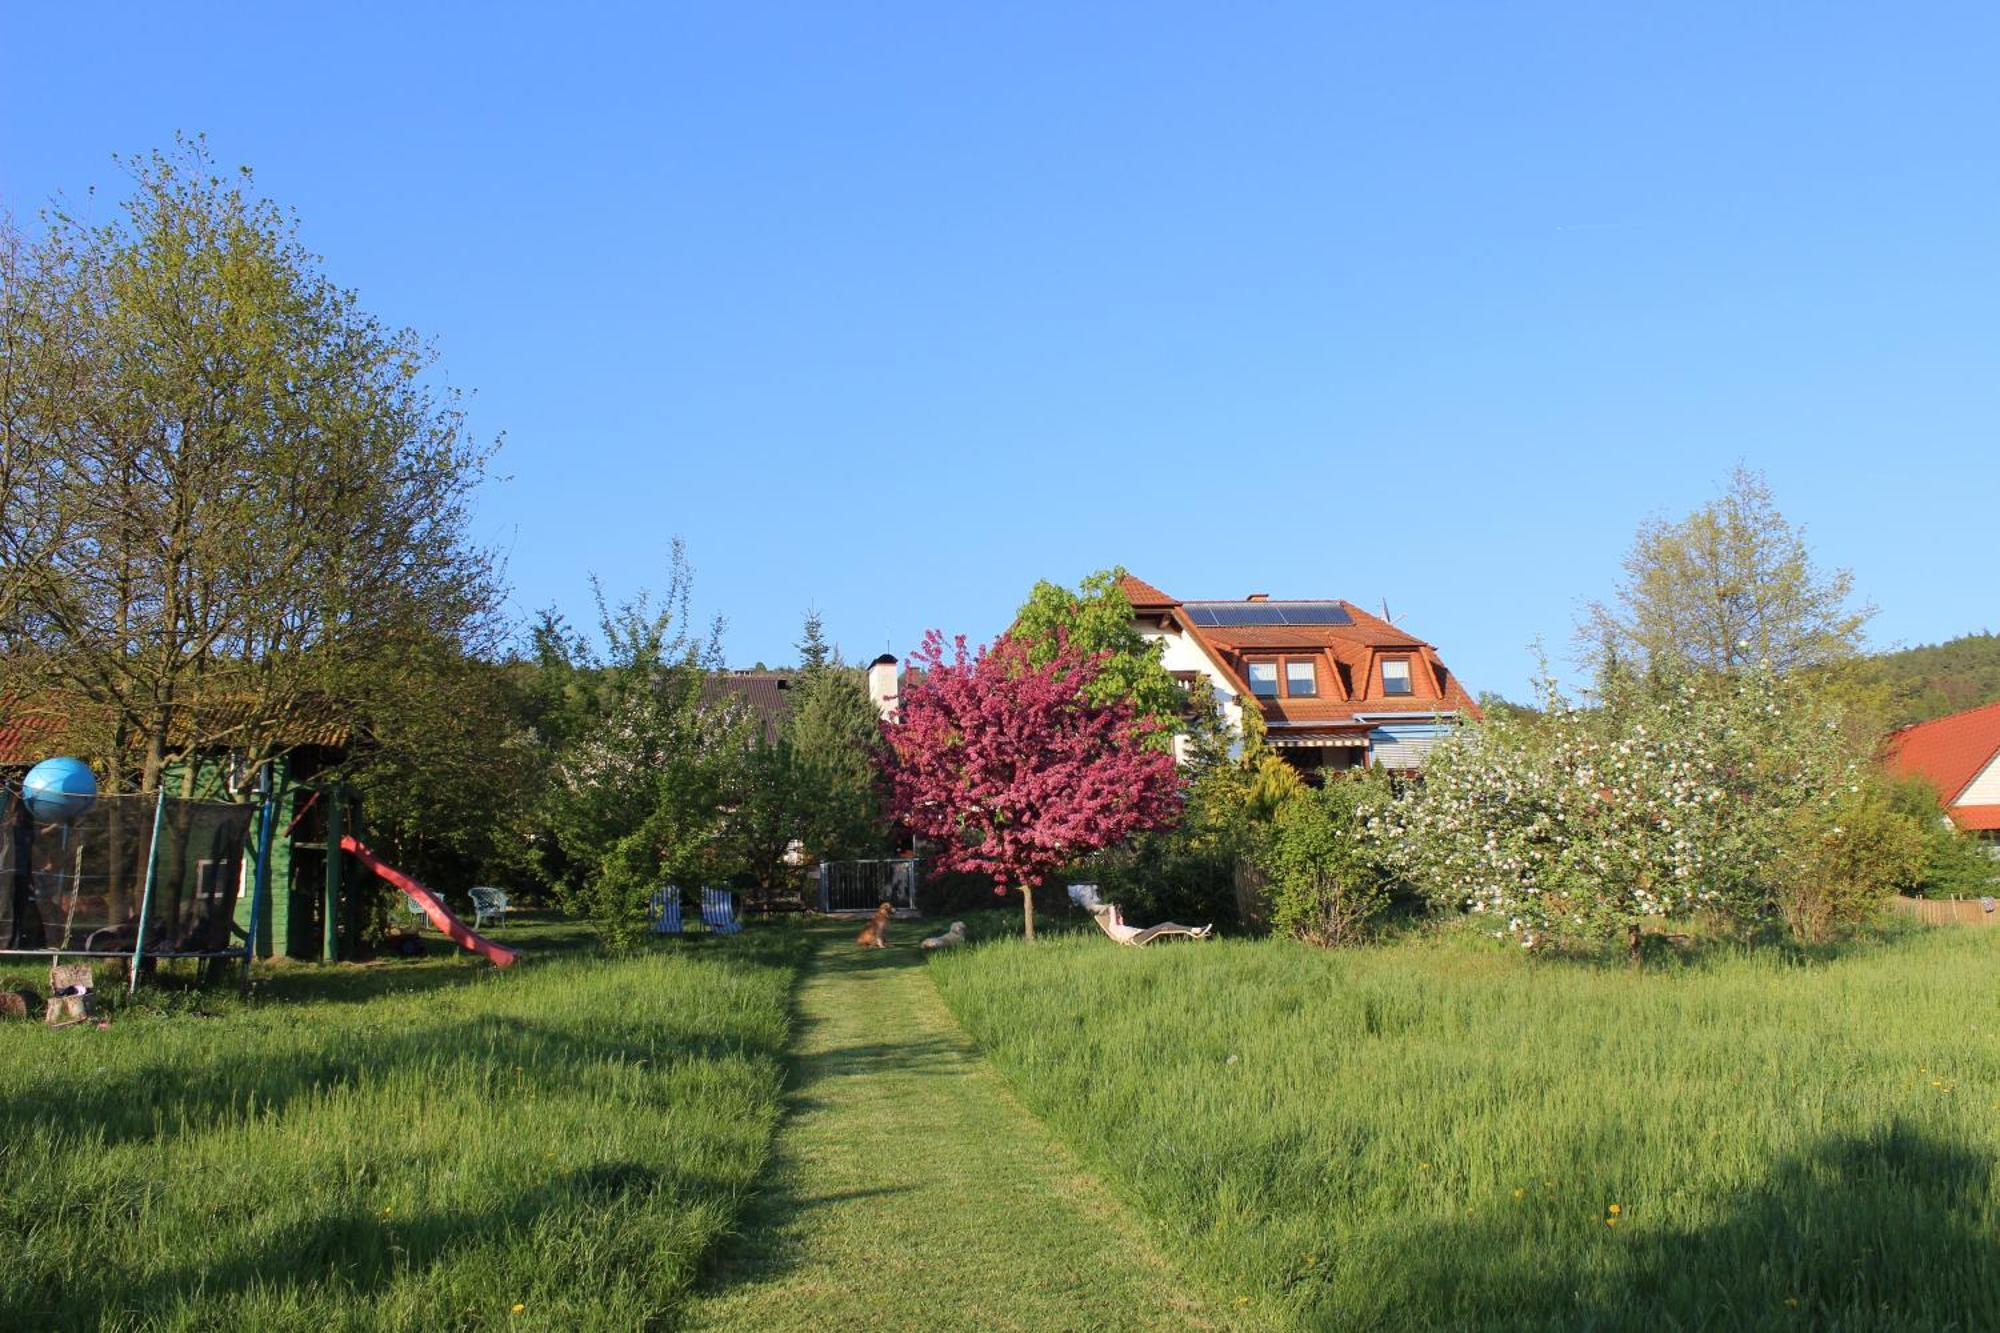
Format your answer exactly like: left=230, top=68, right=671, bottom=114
left=931, top=921, right=2000, bottom=1330
left=0, top=920, right=809, bottom=1330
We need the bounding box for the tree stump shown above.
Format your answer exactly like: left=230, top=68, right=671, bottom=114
left=46, top=964, right=97, bottom=1026
left=0, top=990, right=35, bottom=1020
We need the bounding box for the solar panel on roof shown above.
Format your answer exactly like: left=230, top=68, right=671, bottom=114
left=1182, top=600, right=1355, bottom=628
left=1276, top=602, right=1354, bottom=626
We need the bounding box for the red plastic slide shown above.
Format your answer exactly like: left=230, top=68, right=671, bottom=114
left=340, top=835, right=521, bottom=968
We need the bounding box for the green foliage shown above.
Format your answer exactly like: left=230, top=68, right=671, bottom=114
left=539, top=553, right=744, bottom=951
left=721, top=619, right=888, bottom=894
left=1578, top=467, right=1872, bottom=678
left=1256, top=773, right=1396, bottom=946
left=1886, top=775, right=2000, bottom=899
left=0, top=137, right=498, bottom=793
left=932, top=924, right=2000, bottom=1330
left=784, top=656, right=889, bottom=864
left=1773, top=780, right=1927, bottom=943
left=1842, top=631, right=2000, bottom=729
left=1011, top=567, right=1184, bottom=742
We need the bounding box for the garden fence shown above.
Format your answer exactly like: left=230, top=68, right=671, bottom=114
left=817, top=858, right=919, bottom=914
left=1889, top=895, right=2000, bottom=927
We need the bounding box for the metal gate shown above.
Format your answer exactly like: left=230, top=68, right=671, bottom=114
left=817, top=858, right=919, bottom=913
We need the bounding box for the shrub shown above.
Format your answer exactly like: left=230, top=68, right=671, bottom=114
left=1377, top=665, right=1863, bottom=954
left=1256, top=774, right=1395, bottom=947
left=1885, top=776, right=2000, bottom=899
left=1774, top=783, right=1927, bottom=943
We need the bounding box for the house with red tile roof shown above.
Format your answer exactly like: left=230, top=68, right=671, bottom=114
left=1885, top=700, right=2000, bottom=838
left=1118, top=573, right=1480, bottom=777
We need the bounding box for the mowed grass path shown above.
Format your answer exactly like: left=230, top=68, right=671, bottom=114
left=0, top=919, right=808, bottom=1331
left=686, top=921, right=1254, bottom=1332
left=933, top=921, right=2000, bottom=1331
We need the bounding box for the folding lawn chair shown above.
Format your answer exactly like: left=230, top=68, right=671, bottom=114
left=650, top=887, right=683, bottom=935
left=700, top=886, right=743, bottom=935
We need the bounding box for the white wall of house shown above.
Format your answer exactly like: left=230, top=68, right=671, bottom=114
left=1957, top=752, right=2000, bottom=806
left=1139, top=623, right=1243, bottom=759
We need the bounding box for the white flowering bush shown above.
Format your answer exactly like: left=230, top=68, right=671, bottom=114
left=1373, top=665, right=1866, bottom=954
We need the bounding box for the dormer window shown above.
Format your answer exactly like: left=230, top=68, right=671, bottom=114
left=1381, top=657, right=1414, bottom=696
left=1286, top=660, right=1318, bottom=698
left=1247, top=661, right=1280, bottom=698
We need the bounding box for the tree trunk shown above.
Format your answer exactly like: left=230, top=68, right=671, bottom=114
left=1021, top=882, right=1036, bottom=941
left=1627, top=922, right=1643, bottom=969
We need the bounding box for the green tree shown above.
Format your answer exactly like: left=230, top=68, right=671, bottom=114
left=1579, top=467, right=1873, bottom=679
left=786, top=618, right=887, bottom=864
left=0, top=138, right=497, bottom=798
left=1012, top=567, right=1184, bottom=742
left=543, top=552, right=744, bottom=949
left=797, top=607, right=834, bottom=672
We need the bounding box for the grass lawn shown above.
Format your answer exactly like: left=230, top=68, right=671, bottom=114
left=930, top=916, right=2000, bottom=1330
left=0, top=916, right=809, bottom=1331
left=685, top=919, right=1252, bottom=1331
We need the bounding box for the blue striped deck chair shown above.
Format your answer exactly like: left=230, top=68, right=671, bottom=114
left=700, top=886, right=743, bottom=935
left=650, top=887, right=683, bottom=935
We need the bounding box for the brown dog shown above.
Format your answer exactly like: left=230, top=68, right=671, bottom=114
left=855, top=901, right=893, bottom=949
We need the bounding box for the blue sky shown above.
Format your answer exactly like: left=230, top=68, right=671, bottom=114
left=4, top=3, right=1995, bottom=698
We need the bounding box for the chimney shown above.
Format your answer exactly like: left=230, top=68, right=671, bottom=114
left=1246, top=593, right=1270, bottom=602
left=867, top=654, right=900, bottom=720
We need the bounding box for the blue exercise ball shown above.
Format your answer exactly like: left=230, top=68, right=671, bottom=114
left=22, top=757, right=98, bottom=824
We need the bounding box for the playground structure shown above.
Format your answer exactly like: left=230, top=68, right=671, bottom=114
left=2, top=756, right=518, bottom=987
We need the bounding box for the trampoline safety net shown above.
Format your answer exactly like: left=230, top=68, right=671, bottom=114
left=1, top=792, right=255, bottom=957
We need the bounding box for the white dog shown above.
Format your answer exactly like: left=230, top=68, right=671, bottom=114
left=921, top=921, right=967, bottom=950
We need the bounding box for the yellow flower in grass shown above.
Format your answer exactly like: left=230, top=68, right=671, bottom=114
left=1513, top=1188, right=1527, bottom=1200
left=511, top=1303, right=526, bottom=1315
left=1609, top=1204, right=1621, bottom=1215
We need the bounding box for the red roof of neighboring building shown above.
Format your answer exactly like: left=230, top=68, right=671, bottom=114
left=0, top=706, right=63, bottom=768
left=1885, top=700, right=2000, bottom=827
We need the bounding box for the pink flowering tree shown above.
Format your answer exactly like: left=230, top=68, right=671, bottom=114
left=879, top=629, right=1184, bottom=938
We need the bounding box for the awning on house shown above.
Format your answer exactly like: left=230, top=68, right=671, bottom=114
left=1267, top=735, right=1370, bottom=749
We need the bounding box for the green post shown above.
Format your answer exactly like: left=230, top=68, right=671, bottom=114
left=129, top=788, right=168, bottom=996
left=323, top=782, right=342, bottom=962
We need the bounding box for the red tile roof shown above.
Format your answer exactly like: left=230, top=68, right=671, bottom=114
left=1119, top=572, right=1481, bottom=724
left=0, top=705, right=64, bottom=767
left=1116, top=573, right=1176, bottom=609
left=1953, top=805, right=2000, bottom=832
left=1884, top=700, right=2000, bottom=808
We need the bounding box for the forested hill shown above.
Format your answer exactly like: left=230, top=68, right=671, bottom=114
left=1867, top=632, right=2000, bottom=727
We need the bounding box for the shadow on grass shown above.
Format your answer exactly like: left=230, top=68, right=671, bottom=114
left=1326, top=1121, right=1999, bottom=1330
left=1, top=1157, right=727, bottom=1326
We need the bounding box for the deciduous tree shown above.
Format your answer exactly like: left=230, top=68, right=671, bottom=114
left=1578, top=468, right=1872, bottom=679
left=879, top=630, right=1182, bottom=938
left=0, top=139, right=497, bottom=794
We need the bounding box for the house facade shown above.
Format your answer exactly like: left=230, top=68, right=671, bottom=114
left=1885, top=700, right=2000, bottom=842
left=1118, top=573, right=1480, bottom=777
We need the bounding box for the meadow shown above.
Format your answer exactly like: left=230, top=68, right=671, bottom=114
left=931, top=918, right=2000, bottom=1331
left=0, top=919, right=809, bottom=1331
